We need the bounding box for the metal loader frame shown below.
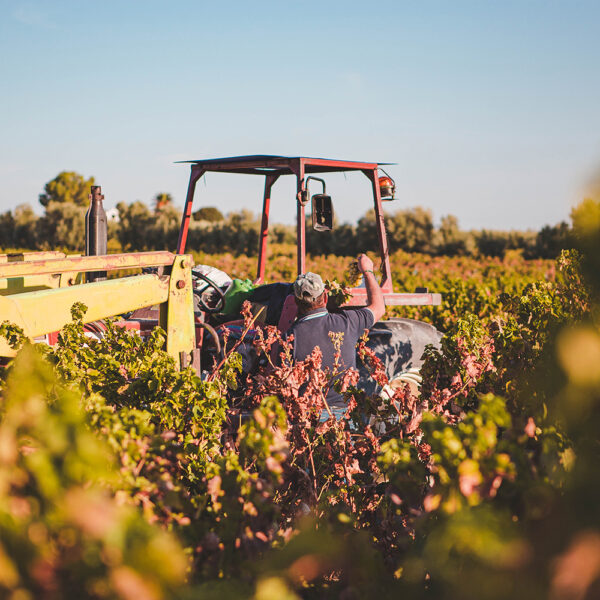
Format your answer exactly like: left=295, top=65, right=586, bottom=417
left=0, top=251, right=195, bottom=363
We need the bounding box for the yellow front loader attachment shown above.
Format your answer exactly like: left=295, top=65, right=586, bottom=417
left=0, top=251, right=195, bottom=366
left=0, top=251, right=84, bottom=294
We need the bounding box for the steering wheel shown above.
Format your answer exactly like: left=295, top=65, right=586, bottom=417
left=193, top=273, right=226, bottom=314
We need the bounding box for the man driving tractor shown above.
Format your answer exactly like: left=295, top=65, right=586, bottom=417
left=287, top=254, right=385, bottom=415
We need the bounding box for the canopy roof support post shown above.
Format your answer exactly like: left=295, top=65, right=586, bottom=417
left=176, top=166, right=206, bottom=254
left=363, top=168, right=393, bottom=292
left=255, top=174, right=279, bottom=284
left=292, top=160, right=306, bottom=276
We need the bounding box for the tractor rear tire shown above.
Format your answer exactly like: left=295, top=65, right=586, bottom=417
left=357, top=317, right=443, bottom=397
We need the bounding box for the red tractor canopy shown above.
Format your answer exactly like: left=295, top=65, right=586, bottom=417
left=176, top=155, right=439, bottom=307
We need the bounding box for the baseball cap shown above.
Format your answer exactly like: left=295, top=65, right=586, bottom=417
left=293, top=272, right=325, bottom=302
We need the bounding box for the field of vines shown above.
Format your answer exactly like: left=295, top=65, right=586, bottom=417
left=191, top=245, right=557, bottom=331
left=0, top=203, right=599, bottom=599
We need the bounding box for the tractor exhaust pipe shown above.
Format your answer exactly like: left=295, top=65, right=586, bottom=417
left=85, top=185, right=108, bottom=282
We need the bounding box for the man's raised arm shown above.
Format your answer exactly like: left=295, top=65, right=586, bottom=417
left=357, top=253, right=385, bottom=323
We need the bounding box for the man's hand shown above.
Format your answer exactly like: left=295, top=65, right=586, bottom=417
left=357, top=253, right=385, bottom=322
left=357, top=253, right=374, bottom=274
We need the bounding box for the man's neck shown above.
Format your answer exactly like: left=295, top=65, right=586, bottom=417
left=297, top=305, right=327, bottom=318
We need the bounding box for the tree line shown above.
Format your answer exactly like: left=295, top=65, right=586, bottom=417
left=0, top=170, right=574, bottom=259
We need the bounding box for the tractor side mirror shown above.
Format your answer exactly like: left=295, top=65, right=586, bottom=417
left=311, top=193, right=333, bottom=232
left=303, top=176, right=334, bottom=232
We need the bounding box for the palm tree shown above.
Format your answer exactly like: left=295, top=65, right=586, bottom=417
left=153, top=193, right=173, bottom=213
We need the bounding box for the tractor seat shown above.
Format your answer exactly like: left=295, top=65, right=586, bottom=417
left=278, top=294, right=297, bottom=332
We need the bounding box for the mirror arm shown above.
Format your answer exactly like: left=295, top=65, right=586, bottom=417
left=298, top=176, right=326, bottom=206
left=305, top=176, right=326, bottom=196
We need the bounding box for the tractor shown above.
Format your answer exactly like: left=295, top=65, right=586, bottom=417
left=0, top=155, right=442, bottom=391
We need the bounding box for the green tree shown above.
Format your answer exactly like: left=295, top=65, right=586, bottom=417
left=13, top=203, right=39, bottom=249
left=0, top=210, right=16, bottom=248
left=435, top=214, right=474, bottom=256
left=356, top=209, right=380, bottom=252
left=0, top=204, right=39, bottom=250
left=39, top=171, right=95, bottom=208
left=535, top=222, right=572, bottom=259
left=269, top=223, right=295, bottom=245
left=475, top=230, right=509, bottom=257
left=305, top=215, right=358, bottom=257
left=388, top=206, right=434, bottom=253
left=37, top=202, right=87, bottom=251
left=152, top=202, right=182, bottom=249
left=219, top=209, right=260, bottom=254
left=193, top=206, right=224, bottom=222
left=116, top=201, right=154, bottom=251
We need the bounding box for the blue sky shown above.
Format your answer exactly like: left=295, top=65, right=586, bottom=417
left=1, top=0, right=599, bottom=230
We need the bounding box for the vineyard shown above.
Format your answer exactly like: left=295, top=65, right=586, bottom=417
left=0, top=200, right=599, bottom=599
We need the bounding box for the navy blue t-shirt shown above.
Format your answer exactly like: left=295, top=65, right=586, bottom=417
left=287, top=307, right=375, bottom=408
